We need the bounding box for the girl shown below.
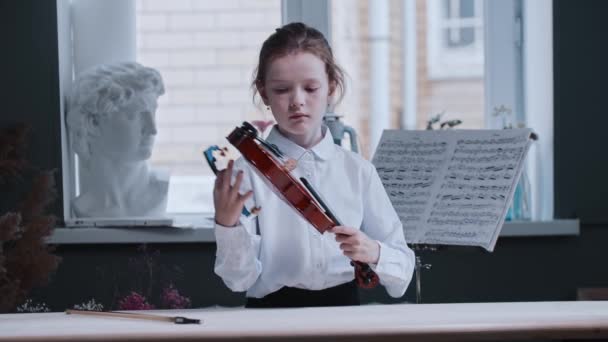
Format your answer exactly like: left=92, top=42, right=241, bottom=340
left=213, top=22, right=415, bottom=308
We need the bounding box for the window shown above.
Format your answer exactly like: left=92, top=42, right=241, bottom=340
left=58, top=0, right=282, bottom=226
left=55, top=0, right=559, bottom=239
left=135, top=1, right=281, bottom=216
left=309, top=0, right=555, bottom=222
left=427, top=0, right=485, bottom=79
left=328, top=0, right=485, bottom=154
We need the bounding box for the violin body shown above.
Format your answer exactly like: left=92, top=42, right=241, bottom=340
left=226, top=122, right=379, bottom=289
left=227, top=124, right=334, bottom=234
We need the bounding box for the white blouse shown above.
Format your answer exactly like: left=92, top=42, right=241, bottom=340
left=214, top=125, right=415, bottom=299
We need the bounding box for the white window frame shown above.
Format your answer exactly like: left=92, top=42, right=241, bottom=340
left=57, top=0, right=157, bottom=228
left=521, top=0, right=555, bottom=222
left=427, top=0, right=485, bottom=79
left=57, top=0, right=73, bottom=226
left=484, top=0, right=554, bottom=222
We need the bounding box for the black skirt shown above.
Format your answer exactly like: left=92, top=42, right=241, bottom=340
left=245, top=280, right=360, bottom=308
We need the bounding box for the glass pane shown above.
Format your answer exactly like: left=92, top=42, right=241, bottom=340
left=444, top=0, right=475, bottom=18
left=444, top=27, right=475, bottom=47
left=460, top=0, right=475, bottom=18
left=136, top=0, right=282, bottom=215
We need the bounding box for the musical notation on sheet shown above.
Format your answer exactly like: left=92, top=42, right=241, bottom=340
left=372, top=129, right=533, bottom=251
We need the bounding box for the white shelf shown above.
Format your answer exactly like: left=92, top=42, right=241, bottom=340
left=499, top=219, right=579, bottom=237
left=47, top=219, right=580, bottom=245
left=48, top=226, right=215, bottom=244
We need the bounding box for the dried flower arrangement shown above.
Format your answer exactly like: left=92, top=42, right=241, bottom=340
left=251, top=120, right=274, bottom=135
left=0, top=124, right=61, bottom=313
left=426, top=111, right=462, bottom=130
left=72, top=298, right=104, bottom=312
left=94, top=244, right=191, bottom=311
left=492, top=105, right=517, bottom=129
left=16, top=298, right=51, bottom=313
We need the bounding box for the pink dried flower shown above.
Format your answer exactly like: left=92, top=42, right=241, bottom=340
left=117, top=292, right=154, bottom=310
left=160, top=285, right=191, bottom=309
left=251, top=120, right=274, bottom=134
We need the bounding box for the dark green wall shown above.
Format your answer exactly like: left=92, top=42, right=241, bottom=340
left=2, top=0, right=608, bottom=311
left=0, top=0, right=63, bottom=216
left=554, top=0, right=608, bottom=222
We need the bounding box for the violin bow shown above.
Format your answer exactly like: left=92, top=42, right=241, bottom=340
left=65, top=309, right=201, bottom=324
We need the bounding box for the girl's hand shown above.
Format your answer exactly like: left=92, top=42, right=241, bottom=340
left=213, top=160, right=253, bottom=227
left=329, top=226, right=380, bottom=264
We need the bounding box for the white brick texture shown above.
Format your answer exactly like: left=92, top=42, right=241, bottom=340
left=142, top=0, right=192, bottom=12
left=137, top=1, right=281, bottom=171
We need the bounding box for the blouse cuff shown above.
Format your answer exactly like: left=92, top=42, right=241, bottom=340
left=214, top=222, right=249, bottom=247
left=370, top=240, right=398, bottom=275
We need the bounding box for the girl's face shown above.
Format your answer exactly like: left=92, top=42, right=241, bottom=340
left=258, top=52, right=335, bottom=147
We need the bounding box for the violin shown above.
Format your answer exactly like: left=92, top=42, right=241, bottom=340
left=214, top=121, right=379, bottom=289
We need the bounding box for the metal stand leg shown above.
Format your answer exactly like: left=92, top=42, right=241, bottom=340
left=415, top=255, right=432, bottom=303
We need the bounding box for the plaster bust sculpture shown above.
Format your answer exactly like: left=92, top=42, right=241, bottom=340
left=67, top=62, right=169, bottom=218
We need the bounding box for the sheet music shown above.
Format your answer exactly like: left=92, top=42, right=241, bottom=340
left=372, top=129, right=533, bottom=251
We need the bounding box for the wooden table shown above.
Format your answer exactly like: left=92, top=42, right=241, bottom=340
left=2, top=301, right=608, bottom=341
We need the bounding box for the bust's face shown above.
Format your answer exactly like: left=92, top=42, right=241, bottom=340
left=89, top=93, right=158, bottom=163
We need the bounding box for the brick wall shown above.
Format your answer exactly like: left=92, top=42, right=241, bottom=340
left=133, top=0, right=485, bottom=213
left=137, top=0, right=484, bottom=170
left=136, top=0, right=281, bottom=176
left=331, top=0, right=484, bottom=158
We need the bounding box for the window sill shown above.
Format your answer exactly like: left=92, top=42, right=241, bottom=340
left=499, top=219, right=579, bottom=237
left=47, top=219, right=580, bottom=245
left=48, top=214, right=216, bottom=244
left=48, top=225, right=215, bottom=244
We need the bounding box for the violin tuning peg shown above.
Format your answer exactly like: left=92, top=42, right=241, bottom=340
left=250, top=206, right=262, bottom=215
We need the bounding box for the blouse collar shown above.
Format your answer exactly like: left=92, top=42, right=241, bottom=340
left=265, top=124, right=336, bottom=161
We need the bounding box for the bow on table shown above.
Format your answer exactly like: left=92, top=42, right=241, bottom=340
left=66, top=309, right=201, bottom=324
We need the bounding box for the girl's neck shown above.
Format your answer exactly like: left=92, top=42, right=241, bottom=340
left=278, top=126, right=324, bottom=149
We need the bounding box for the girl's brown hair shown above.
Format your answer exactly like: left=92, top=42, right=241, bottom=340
left=252, top=22, right=346, bottom=107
